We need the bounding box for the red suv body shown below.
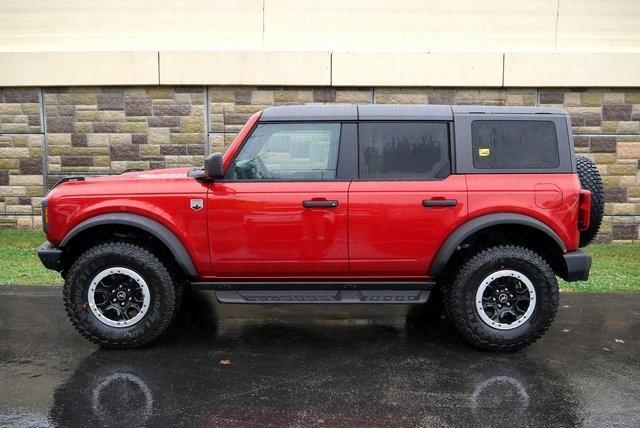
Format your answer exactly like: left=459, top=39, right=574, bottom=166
left=38, top=105, right=602, bottom=350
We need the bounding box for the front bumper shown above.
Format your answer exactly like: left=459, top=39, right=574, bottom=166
left=37, top=241, right=63, bottom=271
left=562, top=250, right=592, bottom=282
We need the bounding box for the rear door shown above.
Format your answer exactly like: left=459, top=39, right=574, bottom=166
left=207, top=121, right=355, bottom=277
left=348, top=121, right=468, bottom=277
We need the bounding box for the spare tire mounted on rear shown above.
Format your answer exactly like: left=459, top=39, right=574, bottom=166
left=575, top=155, right=604, bottom=247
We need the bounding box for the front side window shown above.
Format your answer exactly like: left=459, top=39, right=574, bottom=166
left=228, top=122, right=341, bottom=180
left=471, top=120, right=560, bottom=169
left=359, top=122, right=450, bottom=179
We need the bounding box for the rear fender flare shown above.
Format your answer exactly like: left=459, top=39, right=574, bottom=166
left=429, top=213, right=567, bottom=276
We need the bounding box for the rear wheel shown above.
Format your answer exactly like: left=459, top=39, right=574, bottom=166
left=64, top=242, right=178, bottom=348
left=444, top=245, right=559, bottom=351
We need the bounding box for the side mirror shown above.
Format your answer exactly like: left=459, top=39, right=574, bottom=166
left=204, top=153, right=225, bottom=179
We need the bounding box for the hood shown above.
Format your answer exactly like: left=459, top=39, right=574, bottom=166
left=47, top=168, right=208, bottom=197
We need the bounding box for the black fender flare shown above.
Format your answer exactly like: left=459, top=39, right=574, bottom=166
left=60, top=213, right=198, bottom=277
left=429, top=213, right=567, bottom=276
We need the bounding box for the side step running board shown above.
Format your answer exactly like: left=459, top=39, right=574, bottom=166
left=189, top=281, right=434, bottom=304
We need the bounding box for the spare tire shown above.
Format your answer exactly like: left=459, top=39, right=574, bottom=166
left=576, top=155, right=604, bottom=247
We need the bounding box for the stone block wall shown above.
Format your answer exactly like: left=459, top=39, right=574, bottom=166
left=538, top=89, right=640, bottom=242
left=0, top=134, right=44, bottom=228
left=0, top=85, right=639, bottom=242
left=44, top=87, right=205, bottom=189
left=0, top=88, right=44, bottom=227
left=0, top=88, right=41, bottom=134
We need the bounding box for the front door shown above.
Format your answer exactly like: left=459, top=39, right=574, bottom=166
left=348, top=121, right=468, bottom=277
left=207, top=121, right=351, bottom=277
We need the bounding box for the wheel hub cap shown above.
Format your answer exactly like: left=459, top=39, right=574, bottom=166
left=88, top=267, right=150, bottom=328
left=475, top=269, right=537, bottom=330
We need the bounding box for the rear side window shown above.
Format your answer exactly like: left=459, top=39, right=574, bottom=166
left=471, top=120, right=559, bottom=169
left=359, top=122, right=450, bottom=179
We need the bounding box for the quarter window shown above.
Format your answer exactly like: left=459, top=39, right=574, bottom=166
left=359, top=122, right=450, bottom=179
left=471, top=120, right=560, bottom=169
left=229, top=123, right=341, bottom=180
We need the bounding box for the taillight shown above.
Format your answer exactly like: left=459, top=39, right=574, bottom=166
left=42, top=198, right=49, bottom=233
left=578, top=189, right=591, bottom=231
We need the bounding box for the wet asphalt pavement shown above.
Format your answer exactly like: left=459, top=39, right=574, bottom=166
left=0, top=287, right=639, bottom=427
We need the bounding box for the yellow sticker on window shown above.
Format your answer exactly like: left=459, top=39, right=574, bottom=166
left=478, top=148, right=490, bottom=157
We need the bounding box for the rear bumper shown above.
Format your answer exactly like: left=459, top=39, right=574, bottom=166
left=37, top=241, right=63, bottom=271
left=562, top=250, right=592, bottom=282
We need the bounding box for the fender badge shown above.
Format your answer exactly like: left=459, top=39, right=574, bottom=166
left=190, top=199, right=203, bottom=211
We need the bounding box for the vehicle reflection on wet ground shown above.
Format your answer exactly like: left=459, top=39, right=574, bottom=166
left=0, top=286, right=639, bottom=427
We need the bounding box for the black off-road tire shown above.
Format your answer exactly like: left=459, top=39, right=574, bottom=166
left=64, top=242, right=178, bottom=349
left=576, top=155, right=604, bottom=247
left=443, top=246, right=559, bottom=351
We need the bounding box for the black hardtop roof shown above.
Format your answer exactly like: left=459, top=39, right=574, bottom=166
left=260, top=104, right=568, bottom=122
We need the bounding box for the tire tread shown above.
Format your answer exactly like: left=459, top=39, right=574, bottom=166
left=443, top=245, right=559, bottom=352
left=63, top=241, right=177, bottom=349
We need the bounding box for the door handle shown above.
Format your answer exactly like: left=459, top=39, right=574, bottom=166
left=303, top=200, right=339, bottom=208
left=422, top=199, right=458, bottom=207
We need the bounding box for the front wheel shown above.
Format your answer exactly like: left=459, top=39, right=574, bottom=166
left=444, top=245, right=559, bottom=351
left=63, top=242, right=178, bottom=348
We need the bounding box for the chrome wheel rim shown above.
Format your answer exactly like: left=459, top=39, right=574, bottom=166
left=475, top=270, right=536, bottom=330
left=88, top=267, right=150, bottom=328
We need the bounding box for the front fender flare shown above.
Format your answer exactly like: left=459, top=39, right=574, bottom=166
left=429, top=213, right=567, bottom=276
left=60, top=213, right=197, bottom=277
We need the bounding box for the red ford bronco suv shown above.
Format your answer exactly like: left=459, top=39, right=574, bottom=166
left=38, top=105, right=604, bottom=351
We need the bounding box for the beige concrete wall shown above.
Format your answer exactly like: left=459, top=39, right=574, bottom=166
left=331, top=52, right=503, bottom=87
left=264, top=0, right=558, bottom=51
left=1, top=0, right=638, bottom=52
left=1, top=51, right=639, bottom=88
left=557, top=0, right=640, bottom=52
left=159, top=51, right=331, bottom=86
left=0, top=1, right=638, bottom=87
left=0, top=0, right=263, bottom=51
left=504, top=53, right=640, bottom=87
left=0, top=52, right=158, bottom=86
